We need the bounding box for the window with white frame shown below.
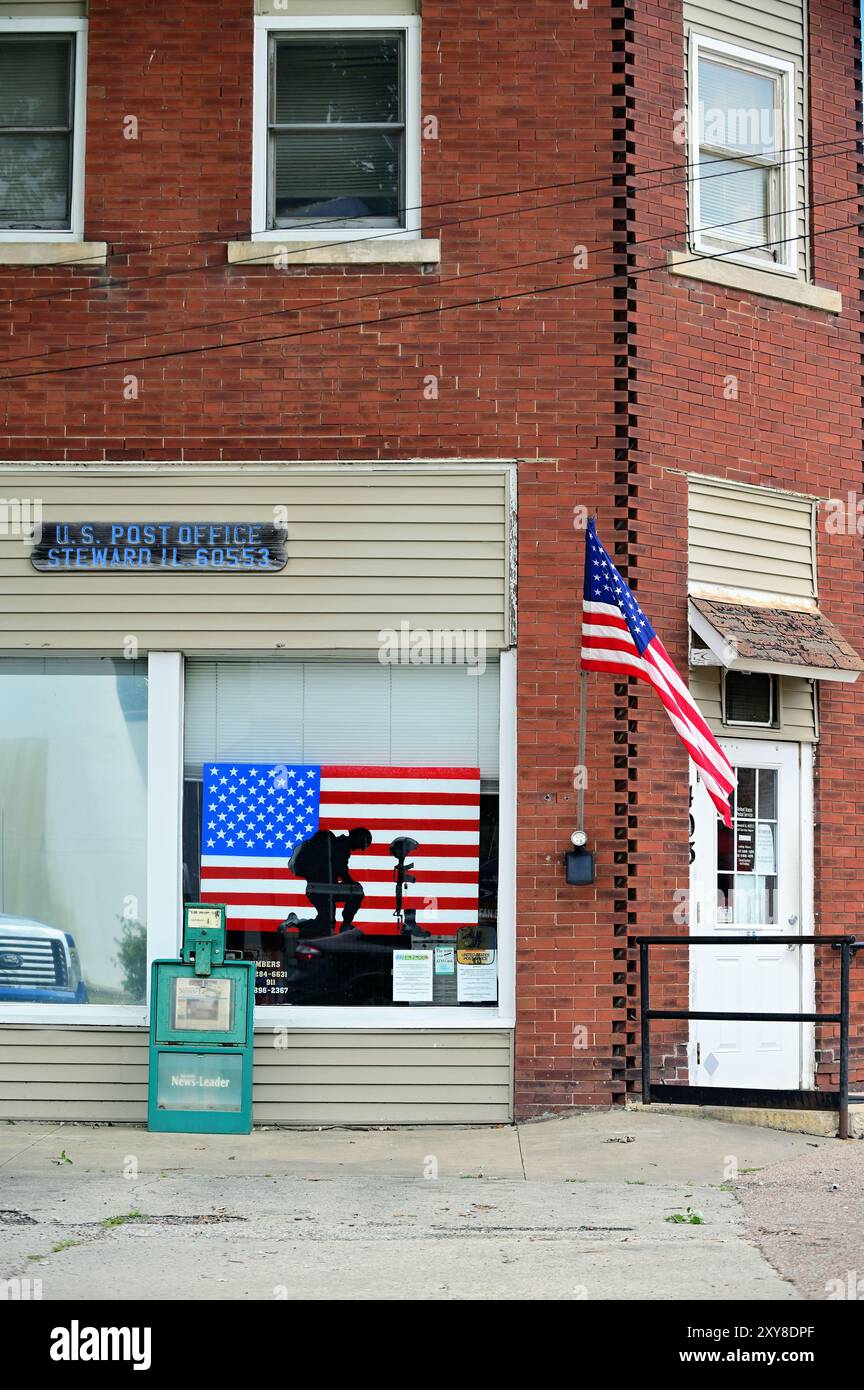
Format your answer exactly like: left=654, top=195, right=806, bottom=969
left=253, top=14, right=421, bottom=240
left=0, top=18, right=87, bottom=237
left=689, top=36, right=797, bottom=274
left=182, top=660, right=502, bottom=1011
left=0, top=658, right=148, bottom=1008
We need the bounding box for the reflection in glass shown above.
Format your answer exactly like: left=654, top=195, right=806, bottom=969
left=757, top=767, right=777, bottom=820
left=274, top=38, right=400, bottom=125
left=0, top=660, right=147, bottom=1004
left=717, top=820, right=733, bottom=872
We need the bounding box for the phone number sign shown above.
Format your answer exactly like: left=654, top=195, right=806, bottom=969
left=31, top=522, right=288, bottom=573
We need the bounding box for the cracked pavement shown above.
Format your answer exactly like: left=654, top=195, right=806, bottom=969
left=0, top=1110, right=857, bottom=1300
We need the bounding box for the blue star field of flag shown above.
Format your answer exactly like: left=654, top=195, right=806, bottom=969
left=202, top=763, right=321, bottom=858
left=584, top=519, right=657, bottom=654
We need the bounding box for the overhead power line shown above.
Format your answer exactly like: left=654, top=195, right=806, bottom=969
left=0, top=182, right=858, bottom=373
left=1, top=197, right=859, bottom=385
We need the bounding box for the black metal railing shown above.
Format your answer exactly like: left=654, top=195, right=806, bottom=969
left=636, top=935, right=859, bottom=1139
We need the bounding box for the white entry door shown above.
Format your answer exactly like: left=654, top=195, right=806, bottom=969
left=690, top=740, right=809, bottom=1091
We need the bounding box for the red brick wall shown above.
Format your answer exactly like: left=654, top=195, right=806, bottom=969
left=0, top=1, right=626, bottom=1114
left=0, top=0, right=621, bottom=468
left=626, top=0, right=864, bottom=1096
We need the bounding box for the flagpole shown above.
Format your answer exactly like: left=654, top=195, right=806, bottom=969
left=577, top=513, right=596, bottom=837
left=577, top=667, right=588, bottom=835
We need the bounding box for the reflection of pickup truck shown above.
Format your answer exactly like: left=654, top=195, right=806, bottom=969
left=0, top=915, right=88, bottom=1003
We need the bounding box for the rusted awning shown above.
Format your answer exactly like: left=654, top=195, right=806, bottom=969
left=688, top=597, right=864, bottom=683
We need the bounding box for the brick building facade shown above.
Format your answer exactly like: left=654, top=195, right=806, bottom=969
left=0, top=0, right=860, bottom=1125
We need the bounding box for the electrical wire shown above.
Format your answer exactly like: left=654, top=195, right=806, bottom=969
left=0, top=181, right=858, bottom=372
left=1, top=197, right=859, bottom=385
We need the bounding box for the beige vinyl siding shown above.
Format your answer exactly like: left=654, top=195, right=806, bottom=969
left=684, top=0, right=809, bottom=278
left=689, top=667, right=818, bottom=740
left=0, top=3, right=86, bottom=14
left=256, top=1, right=418, bottom=11
left=688, top=477, right=817, bottom=603
left=0, top=465, right=512, bottom=652
left=0, top=1026, right=513, bottom=1124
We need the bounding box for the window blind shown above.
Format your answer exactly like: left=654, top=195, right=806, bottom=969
left=184, top=661, right=501, bottom=780
left=273, top=37, right=400, bottom=124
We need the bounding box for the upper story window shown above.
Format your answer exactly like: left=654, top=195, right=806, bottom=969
left=0, top=17, right=87, bottom=240
left=252, top=14, right=421, bottom=241
left=689, top=36, right=797, bottom=276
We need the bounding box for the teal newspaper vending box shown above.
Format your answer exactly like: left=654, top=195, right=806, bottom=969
left=148, top=904, right=255, bottom=1134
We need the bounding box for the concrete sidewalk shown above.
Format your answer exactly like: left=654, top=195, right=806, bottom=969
left=0, top=1111, right=842, bottom=1300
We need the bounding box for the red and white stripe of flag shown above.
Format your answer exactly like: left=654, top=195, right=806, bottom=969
left=581, top=600, right=736, bottom=826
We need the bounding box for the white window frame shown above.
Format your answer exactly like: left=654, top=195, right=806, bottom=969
left=217, top=648, right=516, bottom=1031
left=0, top=15, right=88, bottom=242
left=688, top=34, right=798, bottom=277
left=251, top=12, right=422, bottom=243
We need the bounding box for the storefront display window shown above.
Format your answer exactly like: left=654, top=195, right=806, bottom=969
left=0, top=658, right=148, bottom=1005
left=183, top=661, right=500, bottom=1008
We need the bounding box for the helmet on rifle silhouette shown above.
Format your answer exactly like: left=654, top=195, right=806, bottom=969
left=389, top=836, right=420, bottom=860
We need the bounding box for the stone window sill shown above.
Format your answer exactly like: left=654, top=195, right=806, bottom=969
left=666, top=249, right=842, bottom=314
left=0, top=242, right=108, bottom=267
left=227, top=238, right=441, bottom=268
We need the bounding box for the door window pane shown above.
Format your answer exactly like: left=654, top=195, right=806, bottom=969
left=735, top=767, right=756, bottom=819
left=717, top=764, right=777, bottom=926
left=757, top=768, right=777, bottom=820
left=0, top=660, right=148, bottom=1005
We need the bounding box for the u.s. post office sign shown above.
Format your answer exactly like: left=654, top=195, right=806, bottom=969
left=31, top=522, right=288, bottom=573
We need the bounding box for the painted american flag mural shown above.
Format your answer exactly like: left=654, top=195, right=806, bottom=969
left=199, top=763, right=481, bottom=935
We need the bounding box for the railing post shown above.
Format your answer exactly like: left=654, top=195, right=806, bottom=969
left=640, top=940, right=651, bottom=1106
left=839, top=941, right=851, bottom=1140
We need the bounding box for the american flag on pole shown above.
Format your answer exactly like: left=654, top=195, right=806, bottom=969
left=199, top=764, right=480, bottom=934
left=580, top=519, right=736, bottom=826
